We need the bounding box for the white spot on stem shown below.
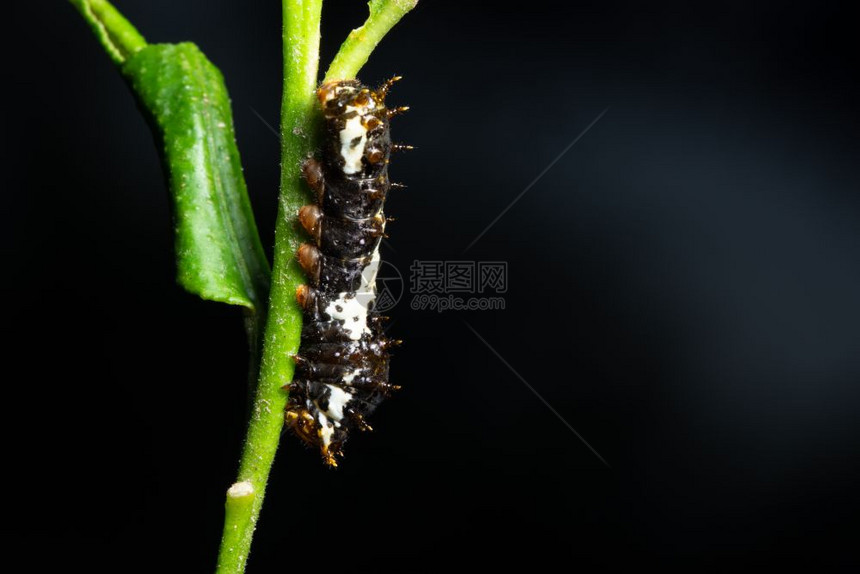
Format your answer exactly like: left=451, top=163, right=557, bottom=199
left=227, top=481, right=254, bottom=498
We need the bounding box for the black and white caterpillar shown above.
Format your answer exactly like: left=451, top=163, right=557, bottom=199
left=285, top=77, right=408, bottom=467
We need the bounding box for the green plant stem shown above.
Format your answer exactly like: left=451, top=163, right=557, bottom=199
left=218, top=481, right=255, bottom=569
left=215, top=1, right=322, bottom=573
left=69, top=0, right=147, bottom=64
left=324, top=0, right=418, bottom=82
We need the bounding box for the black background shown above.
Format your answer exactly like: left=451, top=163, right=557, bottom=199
left=4, top=0, right=860, bottom=570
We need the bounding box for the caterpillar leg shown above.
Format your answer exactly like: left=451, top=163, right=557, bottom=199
left=301, top=157, right=325, bottom=202
left=298, top=205, right=322, bottom=242
left=285, top=407, right=317, bottom=446
left=321, top=444, right=342, bottom=468
left=296, top=243, right=322, bottom=285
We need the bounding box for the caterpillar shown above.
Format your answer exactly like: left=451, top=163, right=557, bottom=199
left=284, top=77, right=408, bottom=467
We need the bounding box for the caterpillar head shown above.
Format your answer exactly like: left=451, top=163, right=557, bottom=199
left=317, top=80, right=391, bottom=176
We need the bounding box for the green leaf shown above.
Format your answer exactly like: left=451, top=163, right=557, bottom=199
left=121, top=43, right=270, bottom=309
left=71, top=0, right=270, bottom=310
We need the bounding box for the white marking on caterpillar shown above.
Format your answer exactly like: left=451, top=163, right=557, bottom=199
left=318, top=412, right=335, bottom=447
left=325, top=293, right=371, bottom=340
left=341, top=368, right=362, bottom=385
left=339, top=106, right=368, bottom=175
left=325, top=384, right=353, bottom=423
left=361, top=244, right=382, bottom=290
left=323, top=245, right=382, bottom=340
